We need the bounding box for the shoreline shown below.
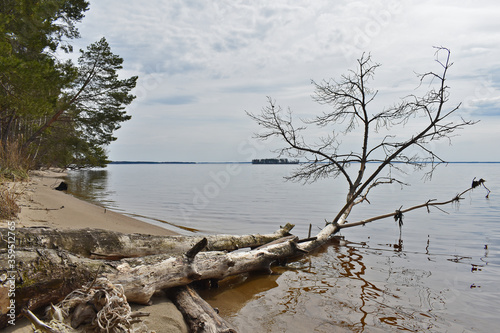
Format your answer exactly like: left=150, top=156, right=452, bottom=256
left=2, top=170, right=188, bottom=332
left=16, top=169, right=178, bottom=236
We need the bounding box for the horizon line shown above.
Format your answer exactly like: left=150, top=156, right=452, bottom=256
left=109, top=160, right=500, bottom=164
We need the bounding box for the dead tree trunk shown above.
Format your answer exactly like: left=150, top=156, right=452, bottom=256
left=169, top=286, right=237, bottom=333
left=1, top=235, right=303, bottom=327
left=2, top=224, right=294, bottom=259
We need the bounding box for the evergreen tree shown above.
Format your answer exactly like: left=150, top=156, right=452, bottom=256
left=25, top=38, right=138, bottom=168
left=0, top=0, right=137, bottom=168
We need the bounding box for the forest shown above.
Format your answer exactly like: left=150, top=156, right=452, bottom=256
left=0, top=0, right=136, bottom=174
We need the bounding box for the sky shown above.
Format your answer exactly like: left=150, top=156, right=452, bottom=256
left=70, top=0, right=500, bottom=162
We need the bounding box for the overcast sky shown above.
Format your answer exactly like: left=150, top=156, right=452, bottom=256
left=72, top=0, right=500, bottom=162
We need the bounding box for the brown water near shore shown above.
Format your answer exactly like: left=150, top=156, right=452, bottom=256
left=200, top=238, right=491, bottom=332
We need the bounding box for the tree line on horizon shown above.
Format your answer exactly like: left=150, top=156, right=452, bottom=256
left=0, top=0, right=137, bottom=176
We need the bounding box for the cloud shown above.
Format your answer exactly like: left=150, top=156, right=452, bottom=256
left=71, top=0, right=500, bottom=162
left=148, top=95, right=198, bottom=106
left=468, top=98, right=500, bottom=117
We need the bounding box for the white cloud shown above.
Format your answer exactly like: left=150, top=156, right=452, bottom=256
left=73, top=0, right=500, bottom=161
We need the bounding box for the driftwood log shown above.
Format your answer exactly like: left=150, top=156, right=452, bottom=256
left=170, top=286, right=237, bottom=333
left=0, top=211, right=349, bottom=331
left=0, top=225, right=305, bottom=329
left=1, top=234, right=301, bottom=319
left=6, top=224, right=295, bottom=259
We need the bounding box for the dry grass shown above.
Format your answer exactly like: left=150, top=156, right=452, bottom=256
left=0, top=141, right=30, bottom=220
left=0, top=182, right=21, bottom=220
left=0, top=140, right=31, bottom=180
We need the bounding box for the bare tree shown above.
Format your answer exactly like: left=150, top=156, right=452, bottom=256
left=247, top=47, right=476, bottom=227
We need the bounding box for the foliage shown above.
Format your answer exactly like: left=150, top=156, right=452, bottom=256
left=248, top=48, right=475, bottom=225
left=72, top=38, right=136, bottom=148
left=24, top=38, right=138, bottom=168
left=0, top=0, right=137, bottom=169
left=0, top=0, right=86, bottom=138
left=0, top=0, right=88, bottom=54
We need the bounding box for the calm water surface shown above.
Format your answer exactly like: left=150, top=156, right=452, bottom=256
left=66, top=163, right=500, bottom=332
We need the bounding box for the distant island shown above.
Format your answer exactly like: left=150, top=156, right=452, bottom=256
left=252, top=158, right=300, bottom=164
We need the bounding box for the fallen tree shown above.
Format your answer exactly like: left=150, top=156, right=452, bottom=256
left=4, top=223, right=295, bottom=259
left=0, top=233, right=300, bottom=323
left=0, top=48, right=488, bottom=332
left=0, top=180, right=487, bottom=329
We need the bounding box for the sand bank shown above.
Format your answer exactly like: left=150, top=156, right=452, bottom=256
left=2, top=170, right=188, bottom=332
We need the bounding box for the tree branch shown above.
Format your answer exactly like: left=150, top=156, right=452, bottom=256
left=338, top=182, right=482, bottom=230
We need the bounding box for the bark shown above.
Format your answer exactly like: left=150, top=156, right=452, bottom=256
left=0, top=224, right=294, bottom=259
left=169, top=286, right=237, bottom=333
left=0, top=235, right=303, bottom=327
left=0, top=248, right=98, bottom=328
left=105, top=236, right=301, bottom=304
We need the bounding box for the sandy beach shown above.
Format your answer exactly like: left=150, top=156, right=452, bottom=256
left=2, top=170, right=188, bottom=332
left=16, top=170, right=178, bottom=236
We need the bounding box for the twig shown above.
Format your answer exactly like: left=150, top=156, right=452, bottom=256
left=22, top=308, right=60, bottom=333
left=29, top=206, right=64, bottom=211
left=83, top=264, right=103, bottom=293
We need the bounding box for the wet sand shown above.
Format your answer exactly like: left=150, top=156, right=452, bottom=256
left=2, top=170, right=188, bottom=332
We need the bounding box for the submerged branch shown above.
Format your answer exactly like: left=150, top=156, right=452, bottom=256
left=338, top=180, right=487, bottom=230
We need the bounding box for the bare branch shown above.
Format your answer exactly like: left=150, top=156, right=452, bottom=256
left=354, top=176, right=410, bottom=205
left=338, top=182, right=478, bottom=230
left=248, top=48, right=476, bottom=226
left=246, top=97, right=355, bottom=188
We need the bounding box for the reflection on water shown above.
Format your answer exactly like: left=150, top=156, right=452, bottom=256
left=198, top=272, right=280, bottom=316
left=65, top=169, right=116, bottom=207
left=202, top=237, right=499, bottom=332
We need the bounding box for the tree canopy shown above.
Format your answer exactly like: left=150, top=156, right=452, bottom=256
left=0, top=0, right=137, bottom=170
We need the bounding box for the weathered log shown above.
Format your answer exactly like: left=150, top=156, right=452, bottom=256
left=1, top=218, right=345, bottom=329
left=0, top=248, right=99, bottom=328
left=0, top=236, right=301, bottom=327
left=0, top=224, right=294, bottom=259
left=169, top=286, right=237, bottom=333
left=106, top=235, right=301, bottom=304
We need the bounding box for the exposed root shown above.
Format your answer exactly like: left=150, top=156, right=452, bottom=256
left=27, top=278, right=149, bottom=333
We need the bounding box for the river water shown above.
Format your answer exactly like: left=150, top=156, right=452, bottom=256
left=66, top=163, right=500, bottom=332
